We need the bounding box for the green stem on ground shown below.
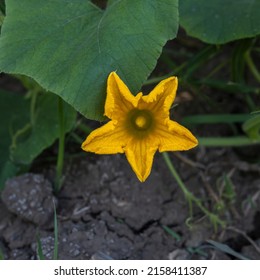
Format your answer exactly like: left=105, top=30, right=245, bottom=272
left=55, top=97, right=65, bottom=193
left=162, top=152, right=225, bottom=231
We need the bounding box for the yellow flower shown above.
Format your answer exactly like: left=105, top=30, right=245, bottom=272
left=82, top=72, right=198, bottom=182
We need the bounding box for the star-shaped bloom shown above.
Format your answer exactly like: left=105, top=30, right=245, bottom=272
left=82, top=72, right=198, bottom=182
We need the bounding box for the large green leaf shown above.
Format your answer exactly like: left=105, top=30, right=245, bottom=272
left=11, top=92, right=77, bottom=165
left=0, top=90, right=30, bottom=188
left=0, top=88, right=76, bottom=189
left=180, top=0, right=260, bottom=44
left=0, top=0, right=178, bottom=120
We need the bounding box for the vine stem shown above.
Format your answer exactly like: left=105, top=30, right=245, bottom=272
left=55, top=97, right=65, bottom=193
left=245, top=51, right=260, bottom=83
left=162, top=152, right=225, bottom=230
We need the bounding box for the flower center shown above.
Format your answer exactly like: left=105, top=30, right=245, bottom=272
left=135, top=115, right=147, bottom=129
left=127, top=109, right=154, bottom=134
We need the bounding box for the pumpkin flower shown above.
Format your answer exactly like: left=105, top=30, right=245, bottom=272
left=82, top=72, right=198, bottom=182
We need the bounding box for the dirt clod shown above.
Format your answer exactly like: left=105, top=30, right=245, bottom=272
left=1, top=173, right=55, bottom=226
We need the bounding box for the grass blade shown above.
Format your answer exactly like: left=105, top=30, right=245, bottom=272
left=36, top=235, right=45, bottom=260
left=162, top=225, right=181, bottom=242
left=53, top=201, right=58, bottom=260
left=0, top=247, right=4, bottom=260
left=207, top=240, right=249, bottom=260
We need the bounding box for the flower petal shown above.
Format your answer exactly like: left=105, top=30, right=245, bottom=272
left=141, top=76, right=178, bottom=115
left=81, top=121, right=127, bottom=154
left=157, top=120, right=198, bottom=152
left=125, top=137, right=157, bottom=182
left=105, top=72, right=142, bottom=119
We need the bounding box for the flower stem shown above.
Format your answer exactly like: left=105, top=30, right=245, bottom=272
left=162, top=152, right=225, bottom=230
left=55, top=97, right=65, bottom=193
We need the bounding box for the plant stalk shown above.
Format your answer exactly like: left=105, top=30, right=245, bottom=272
left=55, top=97, right=65, bottom=193
left=245, top=51, right=260, bottom=83
left=162, top=152, right=225, bottom=230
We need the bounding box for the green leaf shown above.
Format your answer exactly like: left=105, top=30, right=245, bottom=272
left=0, top=90, right=29, bottom=169
left=0, top=87, right=76, bottom=189
left=0, top=160, right=18, bottom=190
left=0, top=90, right=30, bottom=189
left=11, top=92, right=77, bottom=165
left=0, top=0, right=179, bottom=120
left=180, top=0, right=260, bottom=44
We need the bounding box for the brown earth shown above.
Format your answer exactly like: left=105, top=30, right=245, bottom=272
left=0, top=145, right=260, bottom=259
